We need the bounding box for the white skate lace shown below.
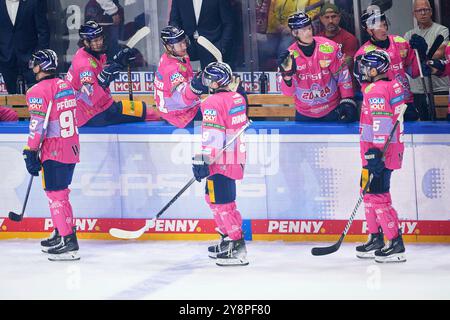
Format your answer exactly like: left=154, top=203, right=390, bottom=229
left=381, top=240, right=391, bottom=252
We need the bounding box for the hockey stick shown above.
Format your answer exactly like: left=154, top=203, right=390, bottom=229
left=8, top=101, right=53, bottom=222
left=125, top=26, right=150, bottom=101
left=311, top=104, right=407, bottom=256
left=109, top=120, right=253, bottom=239
left=424, top=35, right=445, bottom=121
left=197, top=36, right=223, bottom=62
left=126, top=26, right=150, bottom=49
left=415, top=49, right=436, bottom=121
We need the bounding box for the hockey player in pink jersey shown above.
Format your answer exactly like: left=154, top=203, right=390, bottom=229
left=354, top=50, right=406, bottom=263
left=66, top=21, right=156, bottom=127
left=428, top=43, right=450, bottom=120
left=154, top=26, right=208, bottom=128
left=24, top=50, right=80, bottom=261
left=192, top=62, right=249, bottom=267
left=355, top=9, right=431, bottom=121
left=277, top=11, right=357, bottom=122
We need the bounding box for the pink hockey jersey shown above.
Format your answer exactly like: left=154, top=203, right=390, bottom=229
left=26, top=78, right=80, bottom=164
left=355, top=35, right=420, bottom=104
left=278, top=36, right=354, bottom=118
left=154, top=53, right=200, bottom=128
left=65, top=48, right=113, bottom=126
left=360, top=79, right=405, bottom=170
left=201, top=91, right=247, bottom=180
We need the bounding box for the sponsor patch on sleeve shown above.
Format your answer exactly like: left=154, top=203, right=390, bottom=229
left=170, top=72, right=185, bottom=85
left=80, top=70, right=94, bottom=84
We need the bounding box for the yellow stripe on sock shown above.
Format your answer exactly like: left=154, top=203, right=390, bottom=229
left=122, top=100, right=143, bottom=117
left=207, top=180, right=216, bottom=204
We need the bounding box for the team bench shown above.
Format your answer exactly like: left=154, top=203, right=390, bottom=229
left=1, top=94, right=448, bottom=120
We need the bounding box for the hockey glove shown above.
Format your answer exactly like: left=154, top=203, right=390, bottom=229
left=277, top=50, right=296, bottom=78
left=410, top=34, right=428, bottom=61
left=192, top=154, right=211, bottom=182
left=23, top=148, right=41, bottom=176
left=364, top=148, right=385, bottom=177
left=190, top=72, right=209, bottom=95
left=428, top=59, right=447, bottom=74
left=337, top=99, right=358, bottom=123
left=98, top=62, right=123, bottom=89
left=112, top=47, right=138, bottom=66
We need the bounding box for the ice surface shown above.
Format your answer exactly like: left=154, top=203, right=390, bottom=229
left=1, top=239, right=449, bottom=300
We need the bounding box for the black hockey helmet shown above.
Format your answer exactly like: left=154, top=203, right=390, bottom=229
left=287, top=11, right=312, bottom=30
left=356, top=49, right=391, bottom=83
left=79, top=21, right=104, bottom=41
left=202, top=61, right=233, bottom=88
left=160, top=26, right=189, bottom=46
left=361, top=8, right=388, bottom=30
left=29, top=49, right=58, bottom=72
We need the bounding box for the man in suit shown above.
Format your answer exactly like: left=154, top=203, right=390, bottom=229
left=0, top=0, right=50, bottom=94
left=169, top=0, right=234, bottom=69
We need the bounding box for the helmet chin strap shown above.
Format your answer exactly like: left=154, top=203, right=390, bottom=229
left=85, top=41, right=107, bottom=59
left=165, top=45, right=187, bottom=63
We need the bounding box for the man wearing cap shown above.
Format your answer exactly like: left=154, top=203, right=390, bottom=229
left=318, top=3, right=358, bottom=73
left=404, top=0, right=449, bottom=120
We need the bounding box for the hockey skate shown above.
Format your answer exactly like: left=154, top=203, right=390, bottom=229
left=47, top=232, right=80, bottom=261
left=41, top=227, right=76, bottom=253
left=216, top=238, right=249, bottom=267
left=375, top=230, right=406, bottom=263
left=356, top=229, right=385, bottom=259
left=208, top=230, right=231, bottom=259
left=41, top=228, right=61, bottom=253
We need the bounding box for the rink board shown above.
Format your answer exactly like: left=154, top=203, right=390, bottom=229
left=0, top=217, right=450, bottom=242
left=0, top=122, right=449, bottom=241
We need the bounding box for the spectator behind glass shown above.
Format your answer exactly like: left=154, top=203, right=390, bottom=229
left=404, top=0, right=449, bottom=121
left=85, top=0, right=124, bottom=62
left=0, top=0, right=50, bottom=94
left=169, top=0, right=234, bottom=69
left=317, top=3, right=358, bottom=90
left=257, top=0, right=322, bottom=71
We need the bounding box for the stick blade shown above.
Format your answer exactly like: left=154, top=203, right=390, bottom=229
left=311, top=243, right=340, bottom=256
left=109, top=227, right=146, bottom=240
left=8, top=211, right=23, bottom=222
left=197, top=36, right=223, bottom=62
left=108, top=219, right=154, bottom=240
left=126, top=26, right=151, bottom=48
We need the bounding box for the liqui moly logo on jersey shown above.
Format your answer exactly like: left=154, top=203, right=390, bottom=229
left=44, top=218, right=98, bottom=231
left=368, top=97, right=386, bottom=110
left=203, top=109, right=217, bottom=122
left=144, top=219, right=200, bottom=233
left=267, top=220, right=324, bottom=233
left=80, top=71, right=94, bottom=83
left=144, top=72, right=155, bottom=92
left=114, top=72, right=141, bottom=92
left=28, top=97, right=43, bottom=110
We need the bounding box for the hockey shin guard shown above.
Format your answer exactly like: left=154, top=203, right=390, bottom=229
left=46, top=189, right=74, bottom=237
left=367, top=193, right=400, bottom=240
left=363, top=195, right=382, bottom=234
left=208, top=201, right=243, bottom=241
